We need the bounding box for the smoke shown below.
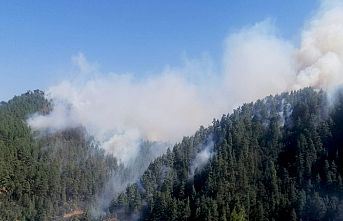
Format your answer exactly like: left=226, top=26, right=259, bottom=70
left=91, top=141, right=167, bottom=217
left=27, top=0, right=343, bottom=216
left=27, top=53, right=227, bottom=164
left=190, top=138, right=214, bottom=177
left=223, top=20, right=296, bottom=107
left=294, top=0, right=343, bottom=91
left=28, top=0, right=343, bottom=161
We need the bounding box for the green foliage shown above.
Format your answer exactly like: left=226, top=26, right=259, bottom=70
left=0, top=90, right=118, bottom=220
left=110, top=88, right=343, bottom=221
left=3, top=88, right=343, bottom=220
left=230, top=207, right=246, bottom=221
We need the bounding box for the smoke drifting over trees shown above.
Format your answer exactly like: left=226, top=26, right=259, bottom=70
left=2, top=0, right=343, bottom=220
left=28, top=1, right=343, bottom=164
left=23, top=0, right=343, bottom=218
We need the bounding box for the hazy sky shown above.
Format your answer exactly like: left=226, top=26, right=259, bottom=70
left=0, top=0, right=318, bottom=101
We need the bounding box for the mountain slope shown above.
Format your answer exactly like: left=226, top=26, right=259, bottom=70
left=109, top=88, right=343, bottom=221
left=0, top=90, right=118, bottom=220
left=2, top=88, right=343, bottom=220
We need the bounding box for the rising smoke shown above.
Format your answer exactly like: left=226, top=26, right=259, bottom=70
left=27, top=53, right=226, bottom=165
left=190, top=136, right=214, bottom=177
left=27, top=0, right=343, bottom=216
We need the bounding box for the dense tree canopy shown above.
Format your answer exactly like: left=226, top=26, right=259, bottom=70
left=0, top=90, right=118, bottom=220
left=109, top=88, right=343, bottom=221
left=2, top=88, right=343, bottom=220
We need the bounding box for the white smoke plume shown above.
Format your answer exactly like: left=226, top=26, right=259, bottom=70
left=294, top=0, right=343, bottom=91
left=28, top=1, right=343, bottom=163
left=27, top=0, right=343, bottom=215
left=223, top=20, right=296, bottom=107
left=91, top=141, right=167, bottom=217
left=190, top=138, right=214, bottom=177
left=27, top=53, right=227, bottom=164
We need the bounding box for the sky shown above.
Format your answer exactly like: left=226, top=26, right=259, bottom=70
left=0, top=0, right=319, bottom=101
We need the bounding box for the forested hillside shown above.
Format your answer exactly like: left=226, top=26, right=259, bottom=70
left=0, top=90, right=118, bottom=220
left=2, top=88, right=343, bottom=221
left=109, top=88, right=343, bottom=221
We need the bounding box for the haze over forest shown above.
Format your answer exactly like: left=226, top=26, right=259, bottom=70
left=2, top=0, right=343, bottom=220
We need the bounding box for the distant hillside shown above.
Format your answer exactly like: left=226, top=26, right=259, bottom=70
left=108, top=88, right=343, bottom=221
left=0, top=90, right=118, bottom=220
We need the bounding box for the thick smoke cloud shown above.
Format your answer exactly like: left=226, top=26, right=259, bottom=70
left=28, top=0, right=343, bottom=164
left=27, top=0, right=343, bottom=216
left=23, top=3, right=343, bottom=214
left=223, top=20, right=296, bottom=107
left=294, top=0, right=343, bottom=90
left=28, top=53, right=227, bottom=164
